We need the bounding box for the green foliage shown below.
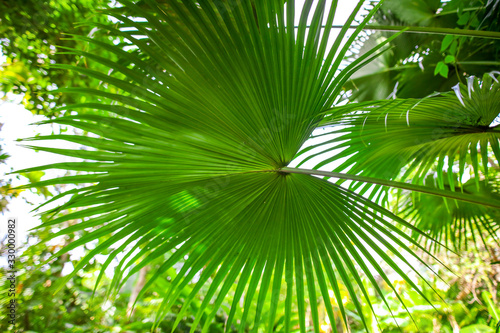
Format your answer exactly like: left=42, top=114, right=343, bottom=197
left=0, top=0, right=115, bottom=116
left=345, top=0, right=500, bottom=101
left=0, top=227, right=243, bottom=333
left=0, top=132, right=16, bottom=212
left=386, top=247, right=500, bottom=333
left=3, top=228, right=499, bottom=333
left=14, top=0, right=451, bottom=331
left=4, top=0, right=500, bottom=332
left=306, top=73, right=500, bottom=193
left=0, top=228, right=115, bottom=333
left=384, top=0, right=441, bottom=25
left=400, top=173, right=500, bottom=253
left=306, top=73, right=500, bottom=251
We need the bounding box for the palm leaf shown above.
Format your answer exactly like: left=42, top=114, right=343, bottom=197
left=400, top=172, right=500, bottom=253
left=299, top=72, right=500, bottom=205
left=18, top=1, right=496, bottom=331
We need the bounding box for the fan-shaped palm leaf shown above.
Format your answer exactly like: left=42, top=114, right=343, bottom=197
left=398, top=171, right=500, bottom=253
left=17, top=1, right=500, bottom=332
left=300, top=72, right=500, bottom=204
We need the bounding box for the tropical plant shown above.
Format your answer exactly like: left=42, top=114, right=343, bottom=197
left=0, top=224, right=243, bottom=333
left=0, top=0, right=116, bottom=116
left=15, top=0, right=500, bottom=332
left=399, top=172, right=500, bottom=254
left=304, top=72, right=500, bottom=252
left=345, top=0, right=500, bottom=101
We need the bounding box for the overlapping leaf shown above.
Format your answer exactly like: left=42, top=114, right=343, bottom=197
left=399, top=172, right=500, bottom=253
left=300, top=73, right=500, bottom=205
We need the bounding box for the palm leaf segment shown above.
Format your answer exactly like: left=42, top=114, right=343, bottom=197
left=300, top=73, right=500, bottom=253
left=303, top=73, right=500, bottom=201
left=400, top=173, right=500, bottom=253
left=21, top=1, right=451, bottom=332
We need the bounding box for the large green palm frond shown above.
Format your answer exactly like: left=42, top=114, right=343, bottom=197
left=299, top=73, right=500, bottom=205
left=17, top=0, right=487, bottom=331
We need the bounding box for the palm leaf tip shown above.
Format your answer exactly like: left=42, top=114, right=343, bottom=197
left=24, top=0, right=449, bottom=332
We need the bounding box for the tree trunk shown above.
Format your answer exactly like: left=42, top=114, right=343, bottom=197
left=126, top=266, right=149, bottom=319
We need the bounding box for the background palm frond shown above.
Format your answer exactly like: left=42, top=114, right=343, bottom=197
left=299, top=73, right=500, bottom=205
left=399, top=171, right=500, bottom=253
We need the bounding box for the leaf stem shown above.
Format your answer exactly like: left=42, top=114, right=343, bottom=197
left=279, top=167, right=500, bottom=209
left=297, top=25, right=500, bottom=39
